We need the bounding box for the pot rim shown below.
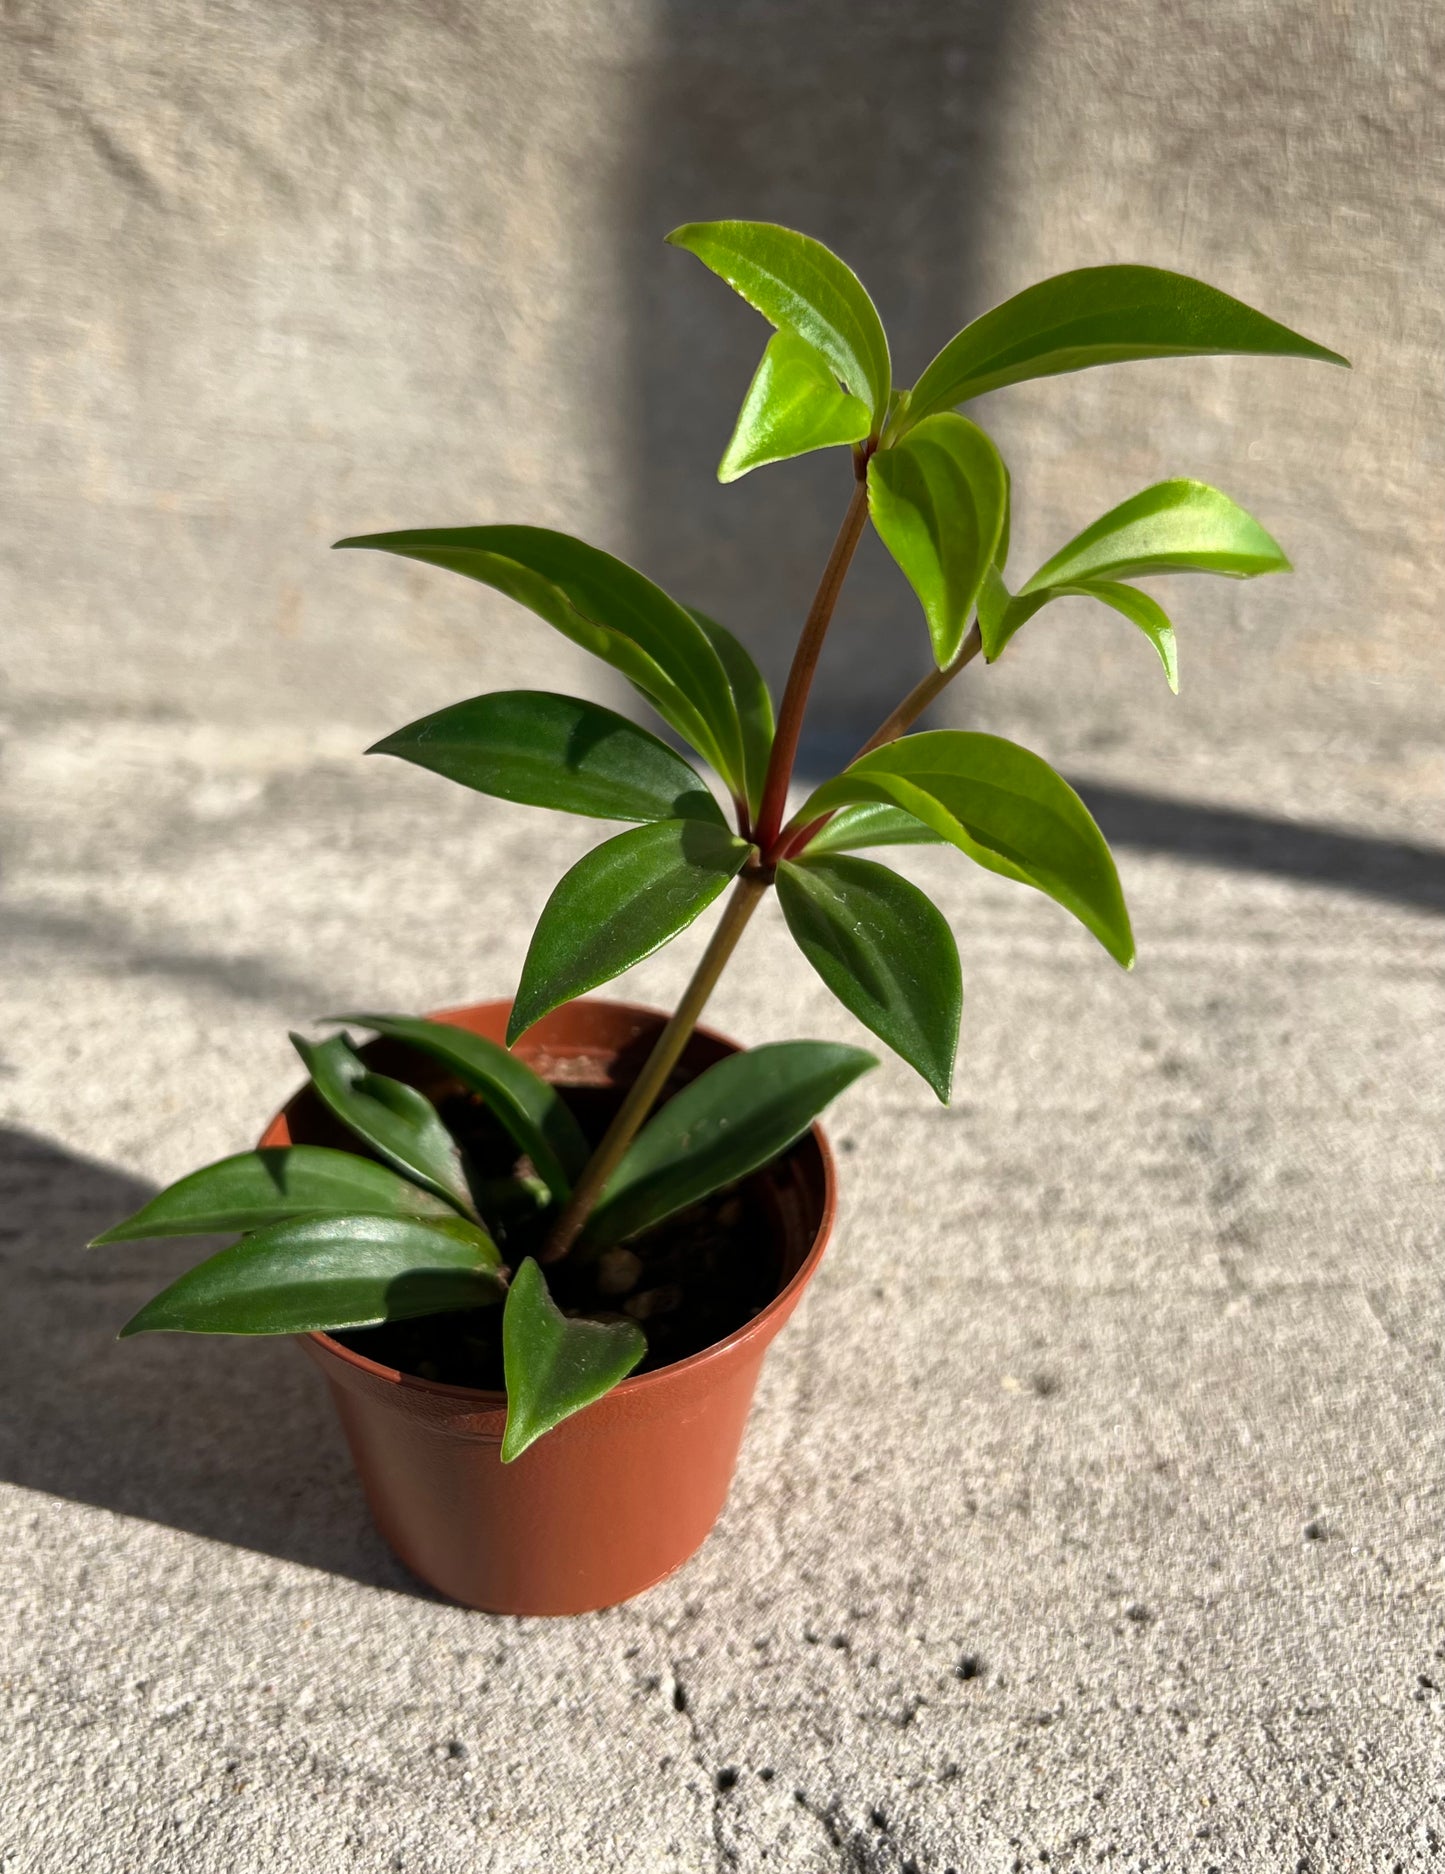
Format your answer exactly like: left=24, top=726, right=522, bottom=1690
left=295, top=998, right=838, bottom=1408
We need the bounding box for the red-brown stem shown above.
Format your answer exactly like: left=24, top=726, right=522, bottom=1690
left=774, top=620, right=985, bottom=862
left=537, top=465, right=875, bottom=1263
left=753, top=463, right=872, bottom=859
left=537, top=869, right=770, bottom=1264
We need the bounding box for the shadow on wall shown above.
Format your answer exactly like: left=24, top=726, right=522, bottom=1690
left=0, top=1127, right=427, bottom=1597
left=619, top=0, right=1028, bottom=757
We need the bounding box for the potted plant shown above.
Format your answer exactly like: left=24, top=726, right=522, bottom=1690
left=96, top=221, right=1345, bottom=1614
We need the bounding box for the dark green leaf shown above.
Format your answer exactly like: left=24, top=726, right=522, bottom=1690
left=290, top=1031, right=475, bottom=1216
left=508, top=821, right=753, bottom=1045
left=906, top=265, right=1348, bottom=425
left=584, top=1040, right=876, bottom=1250
left=334, top=527, right=746, bottom=795
left=777, top=856, right=961, bottom=1102
left=327, top=1013, right=590, bottom=1203
left=500, top=1257, right=645, bottom=1462
left=718, top=329, right=871, bottom=482
left=868, top=414, right=1010, bottom=665
left=800, top=732, right=1134, bottom=967
left=90, top=1145, right=455, bottom=1245
left=1018, top=480, right=1290, bottom=592
left=801, top=801, right=945, bottom=857
left=686, top=608, right=774, bottom=822
left=119, top=1213, right=503, bottom=1338
left=666, top=219, right=892, bottom=427
left=369, top=690, right=724, bottom=827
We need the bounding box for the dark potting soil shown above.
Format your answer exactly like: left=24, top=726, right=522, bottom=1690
left=333, top=1083, right=785, bottom=1391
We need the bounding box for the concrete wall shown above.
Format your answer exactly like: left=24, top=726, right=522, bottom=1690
left=5, top=0, right=1440, bottom=823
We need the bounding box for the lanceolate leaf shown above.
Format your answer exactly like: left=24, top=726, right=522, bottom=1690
left=500, top=1257, right=646, bottom=1462
left=327, top=1013, right=590, bottom=1203
left=90, top=1146, right=455, bottom=1245
left=800, top=732, right=1134, bottom=967
left=906, top=265, right=1348, bottom=425
left=686, top=608, right=774, bottom=822
left=979, top=578, right=1180, bottom=691
left=119, top=1213, right=504, bottom=1338
left=291, top=1032, right=476, bottom=1216
left=801, top=801, right=945, bottom=857
left=1019, top=480, right=1290, bottom=592
left=584, top=1040, right=876, bottom=1250
left=369, top=691, right=725, bottom=827
left=666, top=219, right=892, bottom=427
left=719, top=329, right=872, bottom=482
left=508, top=820, right=754, bottom=1045
left=777, top=856, right=961, bottom=1102
left=868, top=413, right=1010, bottom=666
left=334, top=527, right=746, bottom=797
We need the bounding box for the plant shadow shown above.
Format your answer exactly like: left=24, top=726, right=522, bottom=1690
left=0, top=1124, right=435, bottom=1597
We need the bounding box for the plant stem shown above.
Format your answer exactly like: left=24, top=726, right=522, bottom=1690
left=752, top=465, right=872, bottom=858
left=537, top=868, right=769, bottom=1263
left=538, top=464, right=873, bottom=1263
left=774, top=620, right=984, bottom=861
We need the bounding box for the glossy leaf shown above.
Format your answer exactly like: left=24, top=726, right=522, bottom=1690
left=500, top=1256, right=646, bottom=1462
left=119, top=1213, right=504, bottom=1338
left=777, top=856, right=961, bottom=1102
left=508, top=820, right=753, bottom=1045
left=90, top=1145, right=455, bottom=1245
left=290, top=1031, right=475, bottom=1216
left=800, top=731, right=1134, bottom=967
left=584, top=1040, right=876, bottom=1249
left=979, top=576, right=1180, bottom=692
left=719, top=329, right=871, bottom=482
left=868, top=413, right=1010, bottom=665
left=334, top=527, right=746, bottom=796
left=327, top=1013, right=589, bottom=1203
left=801, top=801, right=945, bottom=856
left=686, top=608, right=774, bottom=821
left=1019, top=480, right=1290, bottom=592
left=369, top=690, right=725, bottom=829
left=666, top=219, right=891, bottom=426
left=906, top=265, right=1348, bottom=425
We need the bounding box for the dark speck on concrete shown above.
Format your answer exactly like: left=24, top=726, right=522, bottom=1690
left=715, top=1766, right=738, bottom=1793
left=1124, top=1603, right=1152, bottom=1624
left=1303, top=1518, right=1328, bottom=1541
left=956, top=1654, right=983, bottom=1680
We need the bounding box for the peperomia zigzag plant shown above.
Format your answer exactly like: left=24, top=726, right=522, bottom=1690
left=98, top=221, right=1345, bottom=1458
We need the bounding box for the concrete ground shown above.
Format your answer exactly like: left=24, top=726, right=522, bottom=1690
left=4, top=4, right=1443, bottom=1867
left=2, top=694, right=1441, bottom=1871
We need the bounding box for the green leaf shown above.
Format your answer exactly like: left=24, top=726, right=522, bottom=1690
left=867, top=414, right=1010, bottom=666
left=584, top=1040, right=876, bottom=1250
left=801, top=801, right=945, bottom=857
left=799, top=731, right=1134, bottom=967
left=777, top=856, right=961, bottom=1102
left=718, top=329, right=871, bottom=482
left=906, top=264, right=1348, bottom=425
left=686, top=607, right=774, bottom=821
left=119, top=1213, right=504, bottom=1338
left=501, top=1256, right=646, bottom=1462
left=90, top=1145, right=456, bottom=1245
left=666, top=219, right=892, bottom=427
left=334, top=527, right=747, bottom=797
left=1018, top=480, right=1290, bottom=592
left=370, top=690, right=725, bottom=828
left=978, top=572, right=1179, bottom=690
left=290, top=1031, right=475, bottom=1216
left=326, top=1013, right=590, bottom=1204
left=509, top=820, right=754, bottom=1045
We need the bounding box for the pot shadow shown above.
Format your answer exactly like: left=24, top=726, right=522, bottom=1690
left=0, top=1124, right=432, bottom=1596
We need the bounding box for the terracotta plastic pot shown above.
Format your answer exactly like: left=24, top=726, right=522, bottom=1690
left=261, top=998, right=836, bottom=1616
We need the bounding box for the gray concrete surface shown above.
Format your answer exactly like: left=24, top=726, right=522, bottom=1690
left=3, top=1, right=1443, bottom=1869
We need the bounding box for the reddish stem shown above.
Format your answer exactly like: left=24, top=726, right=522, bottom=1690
left=753, top=463, right=872, bottom=859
